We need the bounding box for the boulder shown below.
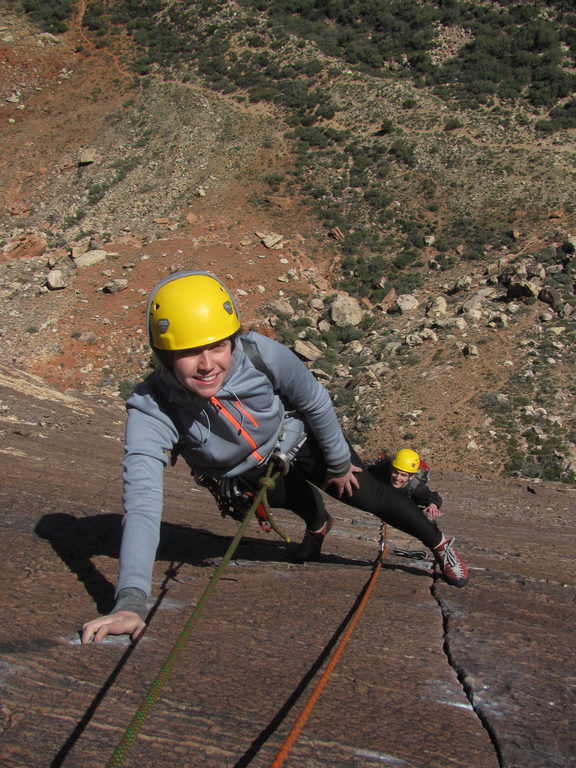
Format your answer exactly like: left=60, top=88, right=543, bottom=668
left=2, top=234, right=47, bottom=263
left=394, top=294, right=420, bottom=315
left=103, top=279, right=128, bottom=294
left=78, top=148, right=101, bottom=165
left=293, top=339, right=323, bottom=361
left=330, top=295, right=364, bottom=327
left=46, top=269, right=66, bottom=290
left=539, top=286, right=562, bottom=309
left=426, top=296, right=447, bottom=316
left=74, top=250, right=109, bottom=268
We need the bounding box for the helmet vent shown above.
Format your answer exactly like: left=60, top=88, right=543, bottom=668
left=157, top=318, right=170, bottom=334
left=223, top=301, right=234, bottom=315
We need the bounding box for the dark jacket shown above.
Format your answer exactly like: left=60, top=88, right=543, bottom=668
left=368, top=456, right=442, bottom=509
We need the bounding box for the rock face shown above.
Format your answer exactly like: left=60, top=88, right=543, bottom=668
left=0, top=365, right=574, bottom=767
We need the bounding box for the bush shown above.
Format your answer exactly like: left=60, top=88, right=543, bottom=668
left=118, top=380, right=137, bottom=400
left=444, top=117, right=462, bottom=131
left=386, top=272, right=423, bottom=295
left=389, top=139, right=417, bottom=167
left=462, top=249, right=484, bottom=261
left=22, top=0, right=74, bottom=32
left=83, top=2, right=107, bottom=34
left=363, top=188, right=393, bottom=209
left=319, top=325, right=364, bottom=347
left=294, top=126, right=329, bottom=148
left=392, top=250, right=419, bottom=270
left=316, top=103, right=336, bottom=120
left=264, top=172, right=285, bottom=186
left=375, top=118, right=394, bottom=135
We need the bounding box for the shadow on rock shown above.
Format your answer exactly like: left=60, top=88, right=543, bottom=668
left=35, top=512, right=121, bottom=614
left=35, top=513, right=373, bottom=613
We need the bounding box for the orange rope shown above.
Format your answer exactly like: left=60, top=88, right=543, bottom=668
left=271, top=529, right=388, bottom=768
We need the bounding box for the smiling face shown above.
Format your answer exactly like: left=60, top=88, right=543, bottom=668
left=172, top=339, right=233, bottom=398
left=390, top=467, right=413, bottom=489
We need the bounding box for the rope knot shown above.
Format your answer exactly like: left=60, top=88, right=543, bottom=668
left=258, top=475, right=277, bottom=491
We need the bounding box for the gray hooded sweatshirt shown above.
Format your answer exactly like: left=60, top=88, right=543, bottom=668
left=117, top=330, right=351, bottom=600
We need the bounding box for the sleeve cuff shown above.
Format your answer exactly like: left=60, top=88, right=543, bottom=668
left=112, top=587, right=148, bottom=621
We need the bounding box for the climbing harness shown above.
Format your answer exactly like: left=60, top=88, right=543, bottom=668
left=104, top=463, right=281, bottom=768
left=194, top=449, right=292, bottom=542
left=271, top=534, right=388, bottom=768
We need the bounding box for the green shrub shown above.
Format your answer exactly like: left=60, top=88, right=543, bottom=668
left=83, top=1, right=107, bottom=34
left=118, top=380, right=138, bottom=400
left=462, top=249, right=484, bottom=261
left=319, top=325, right=364, bottom=347
left=392, top=250, right=419, bottom=270
left=22, top=0, right=74, bottom=32
left=294, top=126, right=329, bottom=148
left=375, top=118, right=394, bottom=135
left=264, top=172, right=285, bottom=186
left=444, top=117, right=462, bottom=131
left=316, top=103, right=336, bottom=120
left=389, top=140, right=417, bottom=168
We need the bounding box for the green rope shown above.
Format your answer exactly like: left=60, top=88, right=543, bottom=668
left=258, top=491, right=292, bottom=543
left=105, top=465, right=280, bottom=768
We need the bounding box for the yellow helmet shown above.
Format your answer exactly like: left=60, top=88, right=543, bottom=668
left=392, top=448, right=420, bottom=474
left=148, top=271, right=240, bottom=350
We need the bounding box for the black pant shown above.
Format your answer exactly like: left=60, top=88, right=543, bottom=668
left=262, top=434, right=442, bottom=549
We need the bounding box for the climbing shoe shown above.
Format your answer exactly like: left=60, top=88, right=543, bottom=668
left=295, top=514, right=334, bottom=562
left=433, top=537, right=469, bottom=587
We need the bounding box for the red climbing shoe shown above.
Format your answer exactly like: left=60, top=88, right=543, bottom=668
left=296, top=514, right=334, bottom=562
left=433, top=537, right=469, bottom=587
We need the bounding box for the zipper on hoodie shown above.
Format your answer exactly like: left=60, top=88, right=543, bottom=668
left=210, top=396, right=263, bottom=462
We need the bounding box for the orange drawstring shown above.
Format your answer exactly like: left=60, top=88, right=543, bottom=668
left=210, top=396, right=264, bottom=462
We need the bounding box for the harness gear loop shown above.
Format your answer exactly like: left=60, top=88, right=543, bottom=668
left=271, top=547, right=385, bottom=768
left=105, top=464, right=281, bottom=768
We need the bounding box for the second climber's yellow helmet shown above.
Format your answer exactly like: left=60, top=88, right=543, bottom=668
left=392, top=448, right=420, bottom=474
left=148, top=271, right=241, bottom=350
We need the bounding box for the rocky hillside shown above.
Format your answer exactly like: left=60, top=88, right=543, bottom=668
left=1, top=0, right=576, bottom=481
